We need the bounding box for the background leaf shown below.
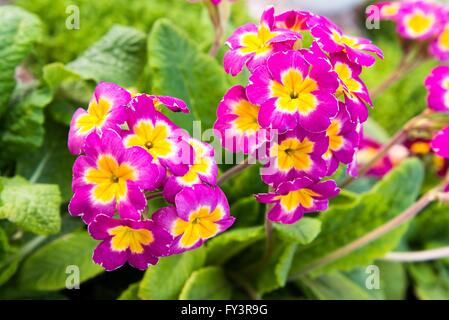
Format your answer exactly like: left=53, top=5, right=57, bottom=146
left=0, top=5, right=43, bottom=116
left=17, top=231, right=103, bottom=291
left=0, top=176, right=61, bottom=235
left=139, top=247, right=206, bottom=300
left=148, top=19, right=228, bottom=131
left=274, top=218, right=321, bottom=245
left=179, top=266, right=232, bottom=300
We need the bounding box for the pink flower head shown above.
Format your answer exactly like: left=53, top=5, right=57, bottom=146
left=256, top=177, right=339, bottom=224
left=261, top=127, right=329, bottom=187
left=123, top=94, right=191, bottom=180
left=214, top=85, right=267, bottom=154
left=432, top=125, right=449, bottom=159
left=69, top=130, right=162, bottom=224
left=274, top=10, right=315, bottom=32
left=311, top=19, right=383, bottom=67
left=396, top=1, right=442, bottom=40
left=430, top=8, right=449, bottom=62
left=331, top=52, right=372, bottom=122
left=88, top=214, right=172, bottom=271
left=357, top=136, right=393, bottom=177
left=324, top=103, right=360, bottom=175
left=224, top=6, right=301, bottom=76
left=163, top=137, right=218, bottom=202
left=371, top=2, right=402, bottom=21
left=425, top=66, right=449, bottom=112
left=246, top=50, right=339, bottom=133
left=153, top=185, right=234, bottom=253
left=68, top=82, right=131, bottom=155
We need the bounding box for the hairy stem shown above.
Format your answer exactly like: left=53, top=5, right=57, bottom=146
left=288, top=184, right=444, bottom=280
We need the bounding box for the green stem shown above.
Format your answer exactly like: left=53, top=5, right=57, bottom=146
left=217, top=157, right=251, bottom=185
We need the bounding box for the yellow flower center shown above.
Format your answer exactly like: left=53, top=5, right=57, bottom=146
left=233, top=99, right=261, bottom=133
left=334, top=62, right=362, bottom=98
left=381, top=3, right=399, bottom=17
left=332, top=31, right=360, bottom=49
left=438, top=26, right=449, bottom=51
left=173, top=206, right=224, bottom=247
left=109, top=226, right=154, bottom=254
left=124, top=120, right=173, bottom=160
left=178, top=140, right=213, bottom=186
left=277, top=188, right=320, bottom=212
left=270, top=69, right=318, bottom=114
left=405, top=11, right=434, bottom=36
left=85, top=155, right=136, bottom=203
left=326, top=120, right=344, bottom=152
left=410, top=141, right=431, bottom=155
left=272, top=137, right=314, bottom=172
left=76, top=98, right=112, bottom=133
left=239, top=24, right=278, bottom=56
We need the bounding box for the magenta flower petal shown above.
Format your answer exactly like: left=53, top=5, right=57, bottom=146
left=432, top=126, right=449, bottom=158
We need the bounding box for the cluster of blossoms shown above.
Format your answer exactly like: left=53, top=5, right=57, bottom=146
left=214, top=7, right=383, bottom=224
left=429, top=65, right=449, bottom=190
left=371, top=0, right=449, bottom=61
left=68, top=83, right=234, bottom=271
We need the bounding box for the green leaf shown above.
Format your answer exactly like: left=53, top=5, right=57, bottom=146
left=179, top=266, right=232, bottom=300
left=16, top=119, right=76, bottom=202
left=118, top=282, right=141, bottom=300
left=230, top=196, right=261, bottom=228
left=66, top=25, right=147, bottom=87
left=409, top=262, right=449, bottom=300
left=221, top=164, right=267, bottom=203
left=139, top=247, right=206, bottom=300
left=0, top=227, right=19, bottom=286
left=0, top=5, right=43, bottom=116
left=17, top=232, right=103, bottom=291
left=298, top=272, right=375, bottom=300
left=206, top=226, right=264, bottom=265
left=274, top=218, right=321, bottom=245
left=0, top=176, right=62, bottom=235
left=148, top=19, right=228, bottom=131
left=377, top=260, right=407, bottom=300
left=0, top=84, right=52, bottom=162
left=290, top=158, right=425, bottom=276
left=256, top=242, right=297, bottom=294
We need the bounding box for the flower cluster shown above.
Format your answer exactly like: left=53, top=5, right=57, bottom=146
left=68, top=82, right=234, bottom=271
left=371, top=1, right=449, bottom=62
left=215, top=7, right=383, bottom=224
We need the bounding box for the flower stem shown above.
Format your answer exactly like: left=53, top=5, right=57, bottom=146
left=146, top=191, right=163, bottom=201
left=217, top=157, right=252, bottom=185
left=340, top=109, right=432, bottom=188
left=288, top=183, right=444, bottom=280
left=382, top=247, right=449, bottom=262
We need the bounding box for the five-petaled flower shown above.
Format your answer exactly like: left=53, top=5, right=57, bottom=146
left=153, top=185, right=234, bottom=253
left=256, top=177, right=339, bottom=224
left=89, top=214, right=172, bottom=271
left=69, top=130, right=161, bottom=223
left=68, top=82, right=131, bottom=155
left=224, top=6, right=300, bottom=76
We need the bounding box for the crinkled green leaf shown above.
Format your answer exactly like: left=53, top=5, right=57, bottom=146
left=179, top=266, right=232, bottom=300
left=0, top=227, right=19, bottom=286
left=206, top=226, right=264, bottom=265
left=0, top=5, right=43, bottom=116
left=0, top=84, right=52, bottom=162
left=148, top=19, right=228, bottom=131
left=139, top=247, right=206, bottom=300
left=274, top=218, right=321, bottom=245
left=290, top=158, right=424, bottom=277
left=17, top=232, right=103, bottom=291
left=0, top=176, right=61, bottom=235
left=66, top=25, right=146, bottom=87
